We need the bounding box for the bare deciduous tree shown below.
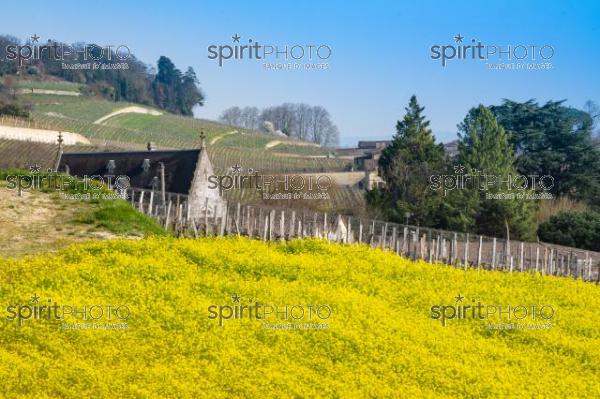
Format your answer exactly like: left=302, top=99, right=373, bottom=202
left=220, top=103, right=339, bottom=146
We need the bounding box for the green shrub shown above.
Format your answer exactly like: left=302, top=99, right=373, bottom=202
left=0, top=102, right=29, bottom=117
left=538, top=211, right=600, bottom=251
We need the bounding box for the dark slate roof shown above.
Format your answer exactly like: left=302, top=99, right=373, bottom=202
left=58, top=149, right=201, bottom=194
left=357, top=140, right=391, bottom=149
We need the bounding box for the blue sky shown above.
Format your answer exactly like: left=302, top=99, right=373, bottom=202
left=2, top=0, right=599, bottom=146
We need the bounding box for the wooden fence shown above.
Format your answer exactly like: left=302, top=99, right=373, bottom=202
left=126, top=187, right=600, bottom=283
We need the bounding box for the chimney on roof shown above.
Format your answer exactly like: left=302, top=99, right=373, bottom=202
left=147, top=141, right=156, bottom=151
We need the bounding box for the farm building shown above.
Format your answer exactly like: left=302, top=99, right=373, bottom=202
left=57, top=132, right=225, bottom=217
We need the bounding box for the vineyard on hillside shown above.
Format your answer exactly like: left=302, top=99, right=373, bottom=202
left=0, top=138, right=112, bottom=169
left=3, top=92, right=355, bottom=174
left=0, top=89, right=362, bottom=212
left=16, top=80, right=83, bottom=92
left=222, top=183, right=366, bottom=214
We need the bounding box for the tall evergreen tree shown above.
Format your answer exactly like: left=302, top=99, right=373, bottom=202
left=375, top=95, right=447, bottom=225
left=454, top=105, right=536, bottom=240
left=490, top=99, right=600, bottom=204
left=177, top=67, right=205, bottom=116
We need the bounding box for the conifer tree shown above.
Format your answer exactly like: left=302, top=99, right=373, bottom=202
left=453, top=105, right=535, bottom=239
left=375, top=95, right=446, bottom=225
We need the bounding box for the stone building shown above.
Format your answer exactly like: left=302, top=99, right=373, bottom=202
left=57, top=132, right=224, bottom=217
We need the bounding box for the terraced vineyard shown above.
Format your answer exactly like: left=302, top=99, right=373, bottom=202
left=1, top=88, right=362, bottom=212
left=221, top=183, right=366, bottom=214
left=16, top=80, right=83, bottom=92
left=102, top=112, right=238, bottom=137
left=269, top=142, right=331, bottom=156
left=207, top=146, right=350, bottom=174
left=9, top=91, right=352, bottom=170
left=24, top=94, right=125, bottom=122
left=0, top=138, right=114, bottom=170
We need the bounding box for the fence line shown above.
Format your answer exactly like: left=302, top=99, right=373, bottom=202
left=125, top=187, right=600, bottom=283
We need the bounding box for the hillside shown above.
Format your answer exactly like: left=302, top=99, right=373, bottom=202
left=0, top=237, right=598, bottom=398
left=5, top=83, right=353, bottom=173
left=0, top=174, right=166, bottom=257
left=0, top=79, right=366, bottom=214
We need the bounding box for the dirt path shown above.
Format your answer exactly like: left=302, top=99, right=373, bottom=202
left=210, top=130, right=238, bottom=145
left=0, top=186, right=116, bottom=258
left=18, top=88, right=81, bottom=96
left=94, top=106, right=163, bottom=124
left=265, top=139, right=320, bottom=149
left=0, top=125, right=90, bottom=145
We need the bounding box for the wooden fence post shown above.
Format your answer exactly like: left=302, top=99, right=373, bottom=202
left=148, top=191, right=154, bottom=216
left=280, top=210, right=285, bottom=241
left=519, top=242, right=524, bottom=272
left=476, top=236, right=482, bottom=269
left=464, top=233, right=470, bottom=268
left=246, top=206, right=251, bottom=237
left=236, top=203, right=241, bottom=234
left=262, top=213, right=269, bottom=241
left=491, top=238, right=497, bottom=270
left=452, top=233, right=458, bottom=266
left=269, top=210, right=275, bottom=241
left=219, top=202, right=228, bottom=237
left=138, top=190, right=145, bottom=213
left=347, top=217, right=353, bottom=244
left=164, top=200, right=172, bottom=230
left=359, top=220, right=363, bottom=244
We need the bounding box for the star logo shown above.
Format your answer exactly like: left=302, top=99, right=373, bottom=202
left=31, top=293, right=40, bottom=303
left=231, top=293, right=241, bottom=303
left=454, top=34, right=464, bottom=43
left=29, top=163, right=42, bottom=173
left=455, top=294, right=464, bottom=303
left=30, top=34, right=40, bottom=43
left=231, top=164, right=242, bottom=174
left=453, top=164, right=466, bottom=174
left=232, top=34, right=241, bottom=43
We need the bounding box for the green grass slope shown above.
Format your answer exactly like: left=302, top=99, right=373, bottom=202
left=0, top=169, right=167, bottom=257
left=10, top=91, right=354, bottom=173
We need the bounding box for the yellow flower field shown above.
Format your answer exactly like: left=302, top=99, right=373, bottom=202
left=0, top=237, right=598, bottom=398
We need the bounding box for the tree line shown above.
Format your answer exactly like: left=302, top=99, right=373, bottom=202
left=219, top=103, right=340, bottom=146
left=0, top=35, right=204, bottom=116
left=368, top=95, right=600, bottom=249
